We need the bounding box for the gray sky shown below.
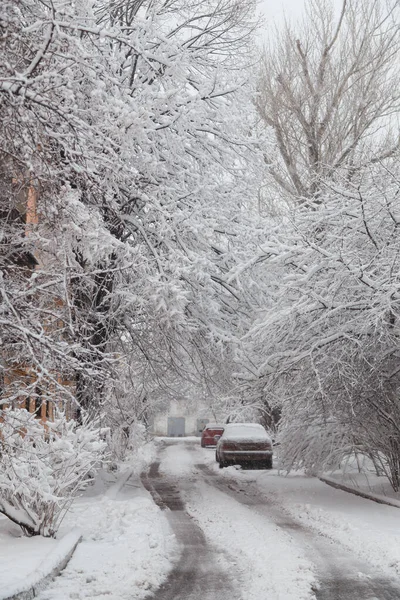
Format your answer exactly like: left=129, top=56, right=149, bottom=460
left=256, top=0, right=309, bottom=45
left=257, top=0, right=344, bottom=41
left=259, top=0, right=308, bottom=25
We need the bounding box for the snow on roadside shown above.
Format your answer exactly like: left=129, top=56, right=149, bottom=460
left=0, top=519, right=58, bottom=594
left=37, top=488, right=176, bottom=600
left=0, top=439, right=177, bottom=600
left=265, top=475, right=400, bottom=579
left=211, top=460, right=400, bottom=581
left=34, top=443, right=178, bottom=600
left=1, top=529, right=81, bottom=600
left=324, top=455, right=400, bottom=506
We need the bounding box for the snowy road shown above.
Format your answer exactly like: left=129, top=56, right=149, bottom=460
left=143, top=439, right=400, bottom=600
left=141, top=461, right=235, bottom=600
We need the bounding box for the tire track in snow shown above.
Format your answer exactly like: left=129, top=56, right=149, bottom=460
left=141, top=454, right=239, bottom=600
left=193, top=456, right=400, bottom=600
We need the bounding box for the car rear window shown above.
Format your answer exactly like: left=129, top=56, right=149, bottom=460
left=222, top=424, right=270, bottom=442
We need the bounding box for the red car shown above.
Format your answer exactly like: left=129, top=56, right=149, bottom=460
left=201, top=423, right=225, bottom=447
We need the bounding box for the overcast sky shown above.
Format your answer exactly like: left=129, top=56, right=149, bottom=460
left=257, top=0, right=344, bottom=41
left=259, top=0, right=308, bottom=25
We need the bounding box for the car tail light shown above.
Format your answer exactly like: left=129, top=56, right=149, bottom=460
left=260, top=442, right=272, bottom=450
left=221, top=442, right=237, bottom=450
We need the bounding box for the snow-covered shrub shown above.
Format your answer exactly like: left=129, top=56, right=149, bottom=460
left=277, top=412, right=354, bottom=476
left=0, top=408, right=107, bottom=537
left=107, top=421, right=148, bottom=464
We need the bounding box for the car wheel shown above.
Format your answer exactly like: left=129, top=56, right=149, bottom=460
left=201, top=442, right=205, bottom=448
left=219, top=461, right=225, bottom=469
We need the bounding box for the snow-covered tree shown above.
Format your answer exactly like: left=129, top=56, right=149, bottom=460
left=1, top=0, right=263, bottom=454
left=232, top=0, right=400, bottom=488
left=240, top=159, right=400, bottom=487
left=256, top=0, right=399, bottom=205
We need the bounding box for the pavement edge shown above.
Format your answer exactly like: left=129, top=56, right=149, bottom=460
left=0, top=529, right=82, bottom=600
left=319, top=476, right=400, bottom=509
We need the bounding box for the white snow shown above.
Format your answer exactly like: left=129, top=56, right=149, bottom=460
left=0, top=519, right=58, bottom=595
left=258, top=473, right=400, bottom=578
left=324, top=455, right=400, bottom=507
left=0, top=443, right=177, bottom=600
left=159, top=441, right=198, bottom=476
left=160, top=441, right=316, bottom=600
left=199, top=447, right=400, bottom=580
left=186, top=481, right=315, bottom=599
left=33, top=454, right=178, bottom=600
left=36, top=486, right=176, bottom=600
left=0, top=529, right=81, bottom=600
left=3, top=438, right=400, bottom=600
left=220, top=422, right=271, bottom=441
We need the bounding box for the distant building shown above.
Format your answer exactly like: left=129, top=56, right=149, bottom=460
left=152, top=397, right=223, bottom=437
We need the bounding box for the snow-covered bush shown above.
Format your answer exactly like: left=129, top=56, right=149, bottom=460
left=277, top=413, right=354, bottom=476
left=107, top=421, right=147, bottom=463
left=0, top=408, right=107, bottom=537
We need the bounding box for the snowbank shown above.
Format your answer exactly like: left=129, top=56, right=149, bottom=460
left=35, top=469, right=177, bottom=600
left=0, top=529, right=81, bottom=600
left=0, top=442, right=176, bottom=600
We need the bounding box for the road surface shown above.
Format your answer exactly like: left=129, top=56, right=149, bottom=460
left=142, top=439, right=400, bottom=600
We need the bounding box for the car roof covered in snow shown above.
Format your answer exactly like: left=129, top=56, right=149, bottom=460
left=204, top=423, right=225, bottom=429
left=221, top=423, right=271, bottom=441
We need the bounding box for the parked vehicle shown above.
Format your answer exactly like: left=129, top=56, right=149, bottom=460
left=201, top=423, right=225, bottom=447
left=215, top=423, right=273, bottom=469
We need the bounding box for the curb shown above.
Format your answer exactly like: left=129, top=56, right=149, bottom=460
left=0, top=529, right=82, bottom=600
left=319, top=476, right=400, bottom=509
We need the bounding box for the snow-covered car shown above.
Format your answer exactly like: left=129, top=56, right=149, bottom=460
left=215, top=423, right=273, bottom=469
left=201, top=424, right=225, bottom=447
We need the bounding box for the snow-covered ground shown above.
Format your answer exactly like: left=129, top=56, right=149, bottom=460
left=0, top=443, right=177, bottom=600
left=196, top=446, right=400, bottom=580
left=36, top=473, right=176, bottom=600
left=185, top=479, right=315, bottom=599
left=2, top=438, right=400, bottom=600
left=160, top=442, right=316, bottom=600
left=0, top=520, right=58, bottom=594
left=325, top=454, right=400, bottom=506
